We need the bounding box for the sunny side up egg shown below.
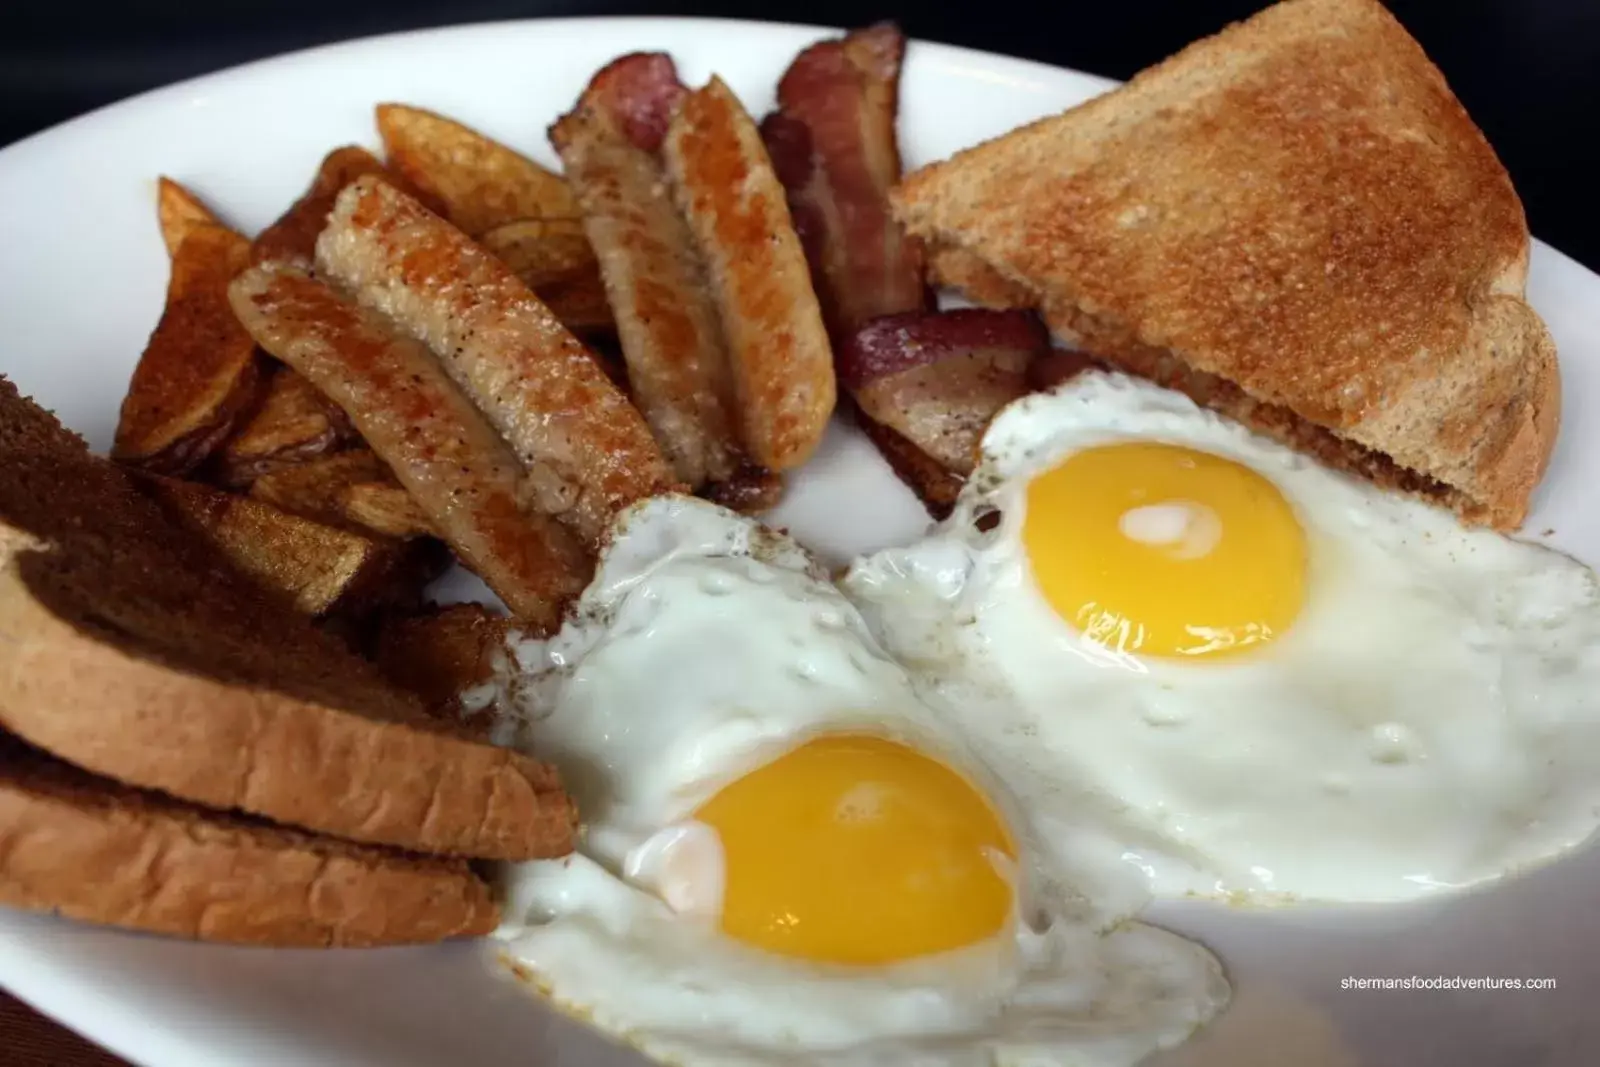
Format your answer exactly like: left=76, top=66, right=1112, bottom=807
left=486, top=494, right=1228, bottom=1067
left=844, top=370, right=1600, bottom=905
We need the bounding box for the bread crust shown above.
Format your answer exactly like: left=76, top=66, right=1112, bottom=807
left=894, top=0, right=1559, bottom=529
left=0, top=377, right=578, bottom=861
left=0, top=732, right=498, bottom=946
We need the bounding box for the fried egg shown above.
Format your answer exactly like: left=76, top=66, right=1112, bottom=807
left=488, top=494, right=1228, bottom=1067
left=844, top=370, right=1600, bottom=905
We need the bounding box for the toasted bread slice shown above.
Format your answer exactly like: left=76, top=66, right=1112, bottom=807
left=893, top=0, right=1559, bottom=530
left=0, top=377, right=576, bottom=860
left=0, top=731, right=498, bottom=946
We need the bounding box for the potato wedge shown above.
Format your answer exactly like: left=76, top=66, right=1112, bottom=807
left=142, top=475, right=444, bottom=617
left=372, top=603, right=513, bottom=728
left=251, top=145, right=395, bottom=266
left=664, top=76, right=836, bottom=472
left=156, top=177, right=222, bottom=259
left=477, top=218, right=615, bottom=336
left=113, top=223, right=260, bottom=475
left=249, top=450, right=434, bottom=540
left=376, top=103, right=576, bottom=236
left=212, top=365, right=354, bottom=486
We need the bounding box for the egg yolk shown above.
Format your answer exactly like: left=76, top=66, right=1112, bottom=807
left=1023, top=442, right=1308, bottom=659
left=693, top=734, right=1015, bottom=966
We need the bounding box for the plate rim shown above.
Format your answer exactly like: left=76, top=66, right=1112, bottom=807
left=1, top=13, right=1598, bottom=1067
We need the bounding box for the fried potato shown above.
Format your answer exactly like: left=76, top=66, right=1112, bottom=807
left=112, top=223, right=261, bottom=476
left=477, top=218, right=615, bottom=336
left=142, top=475, right=444, bottom=617
left=663, top=77, right=836, bottom=473
left=376, top=103, right=577, bottom=236
left=249, top=450, right=434, bottom=540
left=251, top=146, right=395, bottom=266
left=156, top=177, right=222, bottom=259
left=371, top=603, right=514, bottom=728
left=212, top=365, right=355, bottom=486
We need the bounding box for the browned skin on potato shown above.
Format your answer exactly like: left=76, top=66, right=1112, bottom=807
left=315, top=176, right=677, bottom=548
left=156, top=177, right=222, bottom=259
left=211, top=365, right=356, bottom=487
left=230, top=262, right=590, bottom=631
left=141, top=475, right=443, bottom=618
left=248, top=451, right=434, bottom=541
left=376, top=103, right=577, bottom=237
left=550, top=53, right=747, bottom=493
left=664, top=77, right=836, bottom=474
left=371, top=603, right=512, bottom=732
left=761, top=22, right=928, bottom=340
left=113, top=223, right=261, bottom=476
left=251, top=146, right=399, bottom=266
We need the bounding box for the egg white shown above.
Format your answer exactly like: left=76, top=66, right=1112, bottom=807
left=487, top=494, right=1228, bottom=1067
left=844, top=370, right=1600, bottom=905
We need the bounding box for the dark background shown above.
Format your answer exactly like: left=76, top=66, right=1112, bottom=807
left=2, top=0, right=1596, bottom=268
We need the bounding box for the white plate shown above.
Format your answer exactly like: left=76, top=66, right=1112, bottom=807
left=1, top=16, right=1597, bottom=1067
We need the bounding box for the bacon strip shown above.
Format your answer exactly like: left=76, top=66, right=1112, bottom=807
left=314, top=175, right=676, bottom=547
left=549, top=54, right=744, bottom=491
left=762, top=22, right=929, bottom=340
left=664, top=77, right=835, bottom=472
left=229, top=262, right=589, bottom=630
left=840, top=309, right=1048, bottom=474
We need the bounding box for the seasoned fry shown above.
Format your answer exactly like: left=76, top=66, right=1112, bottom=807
left=249, top=450, right=435, bottom=540
left=315, top=175, right=676, bottom=547
left=251, top=145, right=395, bottom=265
left=762, top=23, right=929, bottom=338
left=372, top=603, right=513, bottom=728
left=376, top=103, right=576, bottom=236
left=664, top=76, right=835, bottom=472
left=142, top=475, right=443, bottom=617
left=230, top=261, right=590, bottom=629
left=113, top=223, right=261, bottom=475
left=838, top=308, right=1047, bottom=474
left=156, top=177, right=222, bottom=259
left=549, top=53, right=745, bottom=491
left=212, top=365, right=354, bottom=486
left=477, top=218, right=615, bottom=336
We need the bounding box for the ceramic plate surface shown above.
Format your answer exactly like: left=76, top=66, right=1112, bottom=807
left=1, top=16, right=1597, bottom=1067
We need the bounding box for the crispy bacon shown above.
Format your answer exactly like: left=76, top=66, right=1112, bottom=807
left=762, top=22, right=929, bottom=341
left=840, top=309, right=1048, bottom=474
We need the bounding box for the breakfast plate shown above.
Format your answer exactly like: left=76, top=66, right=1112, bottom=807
left=1, top=14, right=1599, bottom=1067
